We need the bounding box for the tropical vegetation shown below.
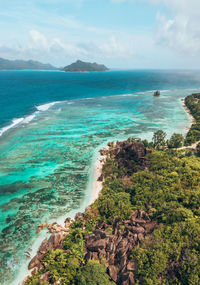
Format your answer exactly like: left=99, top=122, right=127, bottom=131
left=26, top=94, right=200, bottom=285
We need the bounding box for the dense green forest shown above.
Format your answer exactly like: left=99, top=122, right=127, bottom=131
left=184, top=93, right=200, bottom=145
left=25, top=94, right=200, bottom=285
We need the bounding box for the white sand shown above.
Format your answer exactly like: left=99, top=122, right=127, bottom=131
left=18, top=146, right=109, bottom=284
left=90, top=152, right=107, bottom=204
left=181, top=99, right=196, bottom=126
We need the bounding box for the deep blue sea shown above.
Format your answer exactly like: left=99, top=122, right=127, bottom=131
left=0, top=69, right=200, bottom=284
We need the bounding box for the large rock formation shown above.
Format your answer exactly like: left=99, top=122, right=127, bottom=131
left=28, top=220, right=72, bottom=273
left=25, top=141, right=154, bottom=284
left=26, top=209, right=157, bottom=284
left=84, top=209, right=157, bottom=284
left=153, top=90, right=160, bottom=97
left=100, top=140, right=151, bottom=177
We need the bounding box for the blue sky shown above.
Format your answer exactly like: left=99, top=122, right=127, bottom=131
left=0, top=0, right=200, bottom=68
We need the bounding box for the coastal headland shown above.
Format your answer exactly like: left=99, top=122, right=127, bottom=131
left=23, top=93, right=200, bottom=285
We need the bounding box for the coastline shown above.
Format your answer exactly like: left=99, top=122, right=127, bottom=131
left=181, top=98, right=196, bottom=126
left=20, top=147, right=108, bottom=285
left=89, top=150, right=107, bottom=204
left=20, top=96, right=194, bottom=284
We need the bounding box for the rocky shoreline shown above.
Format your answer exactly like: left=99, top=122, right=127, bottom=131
left=22, top=147, right=107, bottom=284
left=83, top=209, right=157, bottom=284
left=22, top=140, right=153, bottom=284
left=24, top=207, right=157, bottom=284
left=22, top=95, right=199, bottom=284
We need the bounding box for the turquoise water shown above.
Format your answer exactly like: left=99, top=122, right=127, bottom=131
left=0, top=70, right=200, bottom=284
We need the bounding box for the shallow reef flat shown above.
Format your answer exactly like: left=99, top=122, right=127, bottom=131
left=0, top=90, right=192, bottom=284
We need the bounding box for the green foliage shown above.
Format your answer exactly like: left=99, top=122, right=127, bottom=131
left=94, top=191, right=132, bottom=223
left=76, top=260, right=115, bottom=285
left=26, top=131, right=200, bottom=285
left=43, top=249, right=80, bottom=284
left=142, top=139, right=152, bottom=148
left=156, top=202, right=194, bottom=224
left=27, top=228, right=86, bottom=285
left=127, top=151, right=200, bottom=214
left=152, top=130, right=167, bottom=149
left=63, top=228, right=85, bottom=261
left=196, top=142, right=200, bottom=156
left=131, top=219, right=200, bottom=285
left=99, top=147, right=200, bottom=283
left=102, top=158, right=125, bottom=178
left=184, top=94, right=200, bottom=145
left=25, top=275, right=48, bottom=285
left=63, top=60, right=108, bottom=72
left=167, top=133, right=184, bottom=148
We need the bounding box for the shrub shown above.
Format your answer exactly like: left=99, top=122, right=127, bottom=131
left=152, top=130, right=167, bottom=149
left=94, top=192, right=132, bottom=223
left=76, top=260, right=115, bottom=285
left=167, top=133, right=184, bottom=148
left=196, top=142, right=200, bottom=156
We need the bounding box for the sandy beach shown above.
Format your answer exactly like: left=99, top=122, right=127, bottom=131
left=181, top=98, right=196, bottom=125
left=90, top=149, right=108, bottom=204
left=19, top=148, right=108, bottom=285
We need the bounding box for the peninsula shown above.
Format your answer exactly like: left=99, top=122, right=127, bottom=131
left=63, top=60, right=109, bottom=72
left=23, top=93, right=200, bottom=285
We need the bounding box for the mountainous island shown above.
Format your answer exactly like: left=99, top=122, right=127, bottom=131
left=63, top=60, right=109, bottom=72
left=0, top=58, right=57, bottom=70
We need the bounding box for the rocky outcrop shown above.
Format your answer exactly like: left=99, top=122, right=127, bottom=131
left=84, top=209, right=157, bottom=284
left=36, top=222, right=48, bottom=234
left=108, top=141, right=151, bottom=176
left=25, top=140, right=154, bottom=284
left=48, top=222, right=69, bottom=234
left=28, top=221, right=72, bottom=274
left=154, top=90, right=160, bottom=97
left=26, top=209, right=156, bottom=284
left=40, top=271, right=50, bottom=282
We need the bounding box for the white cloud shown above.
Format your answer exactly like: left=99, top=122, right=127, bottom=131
left=150, top=0, right=200, bottom=16
left=153, top=0, right=200, bottom=56
left=30, top=30, right=48, bottom=50
left=99, top=35, right=135, bottom=57
left=0, top=30, right=137, bottom=66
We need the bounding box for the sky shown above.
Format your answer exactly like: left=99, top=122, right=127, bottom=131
left=0, top=0, right=200, bottom=69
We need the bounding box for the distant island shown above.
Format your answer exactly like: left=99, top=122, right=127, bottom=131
left=0, top=58, right=57, bottom=70
left=63, top=60, right=109, bottom=72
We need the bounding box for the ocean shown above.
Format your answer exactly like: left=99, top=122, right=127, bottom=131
left=0, top=69, right=200, bottom=284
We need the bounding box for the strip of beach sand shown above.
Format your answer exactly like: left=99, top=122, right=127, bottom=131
left=89, top=151, right=107, bottom=204
left=181, top=98, right=196, bottom=125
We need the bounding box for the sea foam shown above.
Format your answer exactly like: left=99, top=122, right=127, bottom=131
left=36, top=101, right=61, bottom=111
left=23, top=115, right=36, bottom=124
left=0, top=101, right=63, bottom=137
left=0, top=118, right=24, bottom=136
